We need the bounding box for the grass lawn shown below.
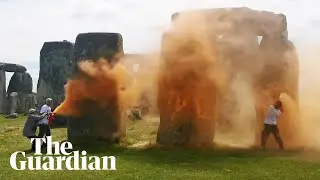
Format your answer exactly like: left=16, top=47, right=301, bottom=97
left=1, top=115, right=320, bottom=180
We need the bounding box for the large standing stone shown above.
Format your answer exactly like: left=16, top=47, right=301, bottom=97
left=72, top=33, right=123, bottom=75
left=67, top=32, right=124, bottom=145
left=156, top=32, right=218, bottom=147
left=7, top=92, right=19, bottom=114
left=0, top=70, right=6, bottom=113
left=5, top=72, right=36, bottom=114
left=157, top=8, right=295, bottom=149
left=67, top=99, right=121, bottom=144
left=37, top=41, right=74, bottom=109
left=20, top=93, right=37, bottom=115
left=7, top=72, right=32, bottom=95
left=5, top=92, right=36, bottom=115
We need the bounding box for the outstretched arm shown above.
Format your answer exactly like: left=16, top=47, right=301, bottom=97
left=29, top=114, right=47, bottom=122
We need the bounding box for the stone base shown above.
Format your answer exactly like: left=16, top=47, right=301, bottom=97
left=67, top=117, right=123, bottom=145
left=66, top=101, right=125, bottom=145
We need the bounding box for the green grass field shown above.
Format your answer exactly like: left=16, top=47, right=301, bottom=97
left=1, top=116, right=320, bottom=180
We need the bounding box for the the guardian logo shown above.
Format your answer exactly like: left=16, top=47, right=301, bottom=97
left=10, top=137, right=117, bottom=170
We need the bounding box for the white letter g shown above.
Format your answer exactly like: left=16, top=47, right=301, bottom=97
left=10, top=151, right=26, bottom=170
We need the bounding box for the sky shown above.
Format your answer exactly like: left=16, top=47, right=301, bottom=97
left=0, top=0, right=319, bottom=92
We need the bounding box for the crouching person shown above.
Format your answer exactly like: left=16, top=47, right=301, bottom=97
left=23, top=108, right=47, bottom=151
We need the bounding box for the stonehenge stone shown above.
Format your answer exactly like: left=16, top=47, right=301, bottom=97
left=157, top=31, right=217, bottom=147
left=0, top=70, right=6, bottom=113
left=4, top=92, right=37, bottom=115
left=171, top=7, right=287, bottom=36
left=37, top=41, right=74, bottom=109
left=20, top=93, right=37, bottom=115
left=67, top=32, right=124, bottom=145
left=7, top=72, right=32, bottom=95
left=67, top=99, right=122, bottom=144
left=0, top=63, right=35, bottom=115
left=7, top=92, right=19, bottom=114
left=72, top=33, right=123, bottom=75
left=158, top=8, right=299, bottom=149
left=0, top=63, right=27, bottom=73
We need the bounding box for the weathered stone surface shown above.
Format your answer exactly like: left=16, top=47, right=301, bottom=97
left=37, top=41, right=74, bottom=109
left=157, top=75, right=217, bottom=147
left=7, top=72, right=32, bottom=95
left=171, top=7, right=287, bottom=36
left=72, top=33, right=123, bottom=75
left=67, top=32, right=124, bottom=145
left=6, top=72, right=34, bottom=114
left=7, top=92, right=18, bottom=114
left=159, top=8, right=299, bottom=149
left=67, top=100, right=121, bottom=144
left=0, top=70, right=6, bottom=113
left=5, top=91, right=37, bottom=115
left=0, top=63, right=27, bottom=73
left=157, top=31, right=217, bottom=147
left=20, top=93, right=37, bottom=115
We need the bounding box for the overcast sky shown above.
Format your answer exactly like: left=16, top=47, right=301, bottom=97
left=0, top=0, right=319, bottom=92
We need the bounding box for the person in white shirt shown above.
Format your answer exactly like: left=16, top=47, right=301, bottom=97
left=261, top=100, right=284, bottom=150
left=38, top=98, right=53, bottom=147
